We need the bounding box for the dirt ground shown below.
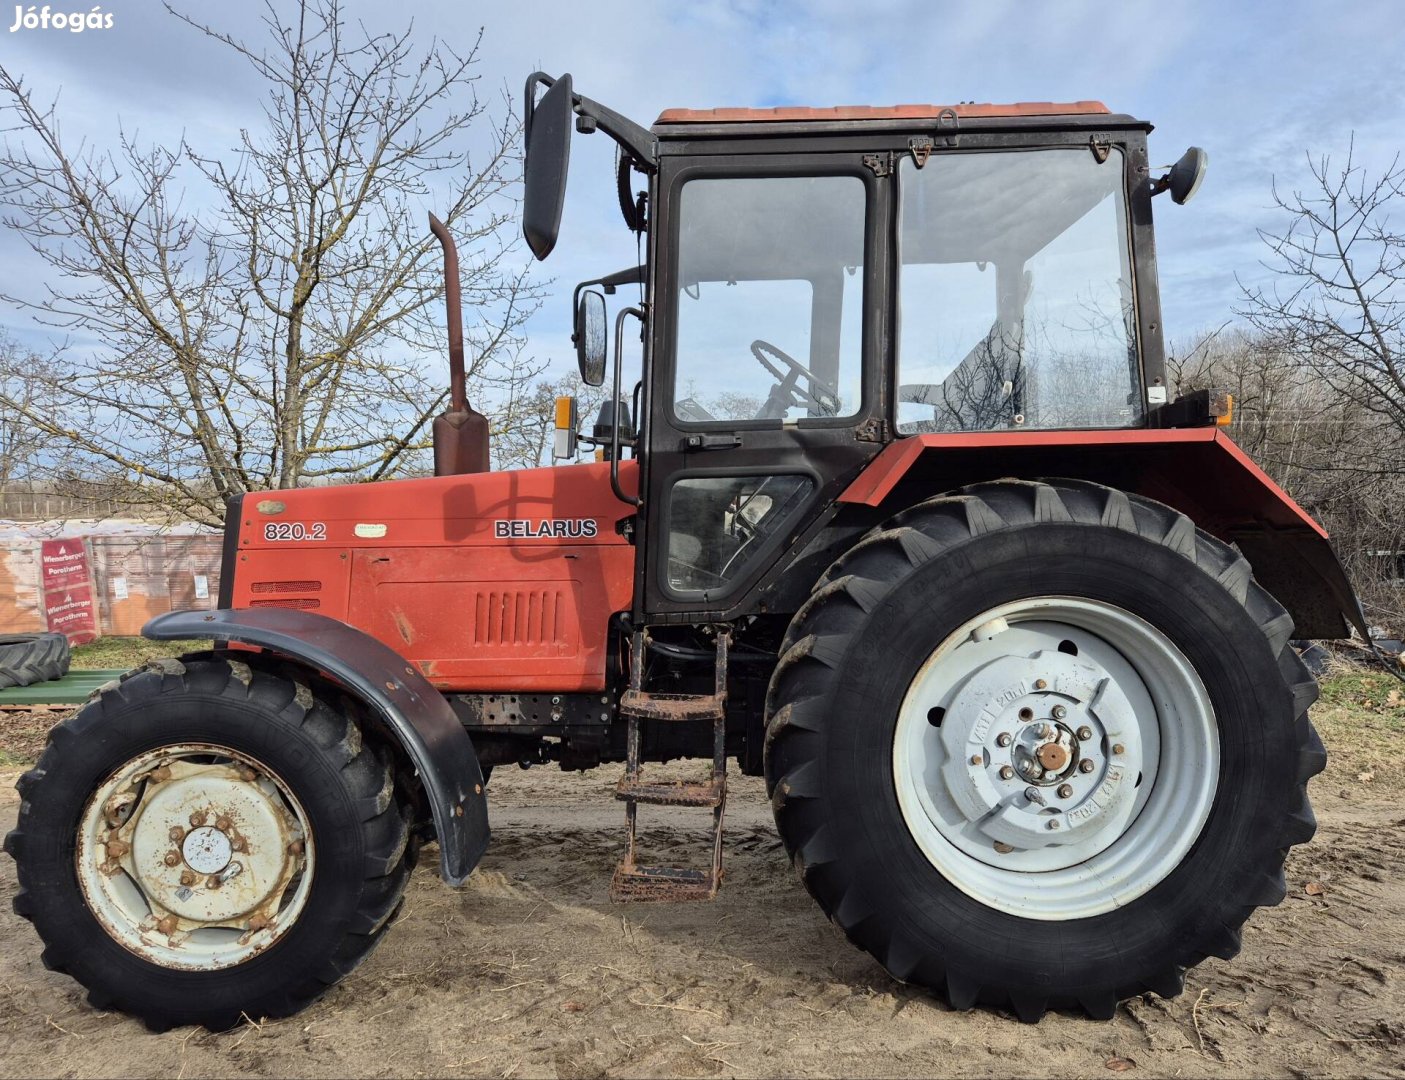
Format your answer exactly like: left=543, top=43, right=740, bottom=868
left=1, top=669, right=1403, bottom=1079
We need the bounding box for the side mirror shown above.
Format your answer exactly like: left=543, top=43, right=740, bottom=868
left=1155, top=146, right=1208, bottom=205
left=523, top=73, right=573, bottom=260
left=575, top=289, right=607, bottom=386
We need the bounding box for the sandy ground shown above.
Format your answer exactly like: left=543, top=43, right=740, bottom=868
left=2, top=684, right=1404, bottom=1078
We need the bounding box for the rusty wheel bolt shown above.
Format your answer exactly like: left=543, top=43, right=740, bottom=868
left=1079, top=759, right=1096, bottom=774
left=189, top=811, right=207, bottom=828
left=288, top=839, right=305, bottom=856
left=1077, top=726, right=1093, bottom=741
left=1034, top=679, right=1048, bottom=690
left=237, top=765, right=257, bottom=782
left=1112, top=743, right=1125, bottom=756
left=247, top=914, right=272, bottom=933
left=1046, top=819, right=1060, bottom=830
left=180, top=870, right=196, bottom=887
left=999, top=765, right=1015, bottom=780
left=215, top=815, right=233, bottom=831
left=1057, top=784, right=1073, bottom=799
left=164, top=851, right=181, bottom=867
left=168, top=826, right=184, bottom=842
left=206, top=875, right=222, bottom=889
left=993, top=841, right=1014, bottom=854
left=1051, top=705, right=1067, bottom=719
left=231, top=837, right=248, bottom=853
left=996, top=732, right=1012, bottom=747
left=106, top=839, right=131, bottom=859
left=148, top=765, right=171, bottom=784
left=156, top=915, right=178, bottom=935
left=969, top=754, right=983, bottom=766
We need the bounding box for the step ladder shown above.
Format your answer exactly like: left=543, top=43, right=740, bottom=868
left=610, top=628, right=729, bottom=902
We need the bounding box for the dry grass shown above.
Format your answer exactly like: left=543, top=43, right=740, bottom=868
left=1311, top=663, right=1405, bottom=789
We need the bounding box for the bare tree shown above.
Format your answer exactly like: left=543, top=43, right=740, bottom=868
left=1239, top=139, right=1405, bottom=466
left=0, top=0, right=541, bottom=524
left=0, top=333, right=52, bottom=489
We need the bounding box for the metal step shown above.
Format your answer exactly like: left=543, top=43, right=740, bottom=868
left=610, top=863, right=721, bottom=903
left=619, top=688, right=724, bottom=722
left=615, top=775, right=725, bottom=807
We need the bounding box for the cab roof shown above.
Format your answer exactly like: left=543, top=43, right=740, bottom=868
left=655, top=101, right=1110, bottom=125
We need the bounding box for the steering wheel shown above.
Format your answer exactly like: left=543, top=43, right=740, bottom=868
left=750, top=339, right=842, bottom=417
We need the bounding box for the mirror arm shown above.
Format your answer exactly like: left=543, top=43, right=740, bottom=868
left=571, top=266, right=644, bottom=345
left=574, top=95, right=657, bottom=171
left=611, top=306, right=645, bottom=507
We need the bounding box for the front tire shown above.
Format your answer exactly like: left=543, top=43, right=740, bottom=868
left=4, top=657, right=413, bottom=1030
left=765, top=480, right=1324, bottom=1021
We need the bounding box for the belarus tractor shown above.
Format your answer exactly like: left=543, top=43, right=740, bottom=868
left=6, top=73, right=1367, bottom=1029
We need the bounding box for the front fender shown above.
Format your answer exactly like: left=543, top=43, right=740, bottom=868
left=144, top=607, right=488, bottom=885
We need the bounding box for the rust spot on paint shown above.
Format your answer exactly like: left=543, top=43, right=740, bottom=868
left=392, top=609, right=416, bottom=646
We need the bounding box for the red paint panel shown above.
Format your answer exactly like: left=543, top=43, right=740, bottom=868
left=839, top=430, right=1328, bottom=539
left=229, top=460, right=638, bottom=692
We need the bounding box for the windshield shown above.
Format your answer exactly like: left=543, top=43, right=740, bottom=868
left=672, top=175, right=865, bottom=423
left=897, top=148, right=1140, bottom=433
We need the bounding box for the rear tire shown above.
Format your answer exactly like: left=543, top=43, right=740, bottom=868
left=0, top=632, right=70, bottom=689
left=4, top=657, right=413, bottom=1030
left=765, top=479, right=1323, bottom=1021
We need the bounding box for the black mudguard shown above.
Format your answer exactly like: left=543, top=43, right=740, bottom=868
left=144, top=607, right=489, bottom=885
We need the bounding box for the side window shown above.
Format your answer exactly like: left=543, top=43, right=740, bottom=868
left=674, top=176, right=865, bottom=424
left=896, top=149, right=1140, bottom=434
left=666, top=475, right=815, bottom=596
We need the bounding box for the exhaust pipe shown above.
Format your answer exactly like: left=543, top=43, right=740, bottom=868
left=429, top=213, right=490, bottom=476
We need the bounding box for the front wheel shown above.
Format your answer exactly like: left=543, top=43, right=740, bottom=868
left=5, top=657, right=414, bottom=1030
left=765, top=480, right=1324, bottom=1021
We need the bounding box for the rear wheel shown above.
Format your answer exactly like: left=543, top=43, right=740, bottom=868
left=765, top=479, right=1324, bottom=1021
left=5, top=657, right=413, bottom=1030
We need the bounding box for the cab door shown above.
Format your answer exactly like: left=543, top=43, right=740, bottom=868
left=639, top=153, right=888, bottom=620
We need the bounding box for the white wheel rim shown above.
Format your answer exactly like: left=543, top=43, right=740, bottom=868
left=77, top=744, right=314, bottom=970
left=893, top=597, right=1218, bottom=920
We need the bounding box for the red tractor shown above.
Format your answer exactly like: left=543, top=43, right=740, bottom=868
left=6, top=73, right=1365, bottom=1029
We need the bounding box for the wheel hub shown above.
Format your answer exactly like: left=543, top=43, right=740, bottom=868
left=937, top=648, right=1141, bottom=856
left=77, top=744, right=313, bottom=970
left=894, top=598, right=1218, bottom=920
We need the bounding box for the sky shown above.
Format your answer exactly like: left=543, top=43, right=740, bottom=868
left=2, top=0, right=1404, bottom=389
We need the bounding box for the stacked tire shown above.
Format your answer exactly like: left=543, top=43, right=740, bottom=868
left=0, top=633, right=70, bottom=689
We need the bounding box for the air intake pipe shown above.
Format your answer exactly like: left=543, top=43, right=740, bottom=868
left=429, top=213, right=490, bottom=475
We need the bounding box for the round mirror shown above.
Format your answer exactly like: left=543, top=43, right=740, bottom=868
left=576, top=289, right=607, bottom=386
left=1168, top=146, right=1208, bottom=205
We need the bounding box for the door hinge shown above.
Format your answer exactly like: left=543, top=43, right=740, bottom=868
left=908, top=136, right=933, bottom=168
left=862, top=152, right=892, bottom=177
left=854, top=417, right=889, bottom=443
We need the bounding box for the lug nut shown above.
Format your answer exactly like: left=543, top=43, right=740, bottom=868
left=1046, top=819, right=1060, bottom=830
left=1052, top=705, right=1067, bottom=719
left=1025, top=787, right=1040, bottom=802
left=996, top=732, right=1012, bottom=747
left=993, top=841, right=1014, bottom=854
left=189, top=811, right=207, bottom=828
left=215, top=815, right=233, bottom=831
left=1034, top=679, right=1048, bottom=690
left=164, top=850, right=181, bottom=867
left=1079, top=759, right=1096, bottom=774
left=1057, top=784, right=1073, bottom=799
left=231, top=836, right=248, bottom=853
left=999, top=766, right=1015, bottom=780
left=1112, top=743, right=1125, bottom=756
left=168, top=826, right=184, bottom=842
left=969, top=754, right=983, bottom=766
left=180, top=870, right=196, bottom=887
left=156, top=915, right=178, bottom=936
left=1077, top=726, right=1093, bottom=741
left=206, top=875, right=222, bottom=889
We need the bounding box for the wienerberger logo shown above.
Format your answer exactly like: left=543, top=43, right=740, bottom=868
left=9, top=5, right=113, bottom=32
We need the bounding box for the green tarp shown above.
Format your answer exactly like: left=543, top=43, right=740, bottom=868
left=0, top=670, right=129, bottom=706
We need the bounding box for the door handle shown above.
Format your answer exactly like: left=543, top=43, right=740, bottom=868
left=682, top=433, right=743, bottom=451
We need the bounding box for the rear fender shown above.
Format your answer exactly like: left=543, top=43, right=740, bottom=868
left=144, top=607, right=489, bottom=885
left=838, top=429, right=1369, bottom=641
